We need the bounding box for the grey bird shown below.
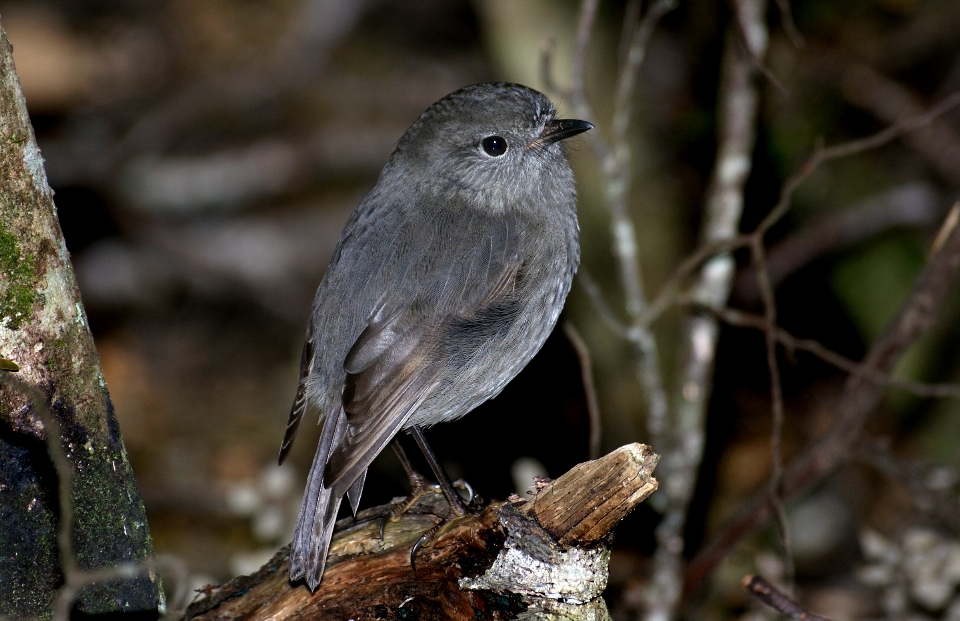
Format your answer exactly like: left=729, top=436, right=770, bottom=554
left=279, top=82, right=591, bottom=590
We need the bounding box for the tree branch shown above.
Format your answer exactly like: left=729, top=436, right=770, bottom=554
left=181, top=445, right=659, bottom=621
left=686, top=202, right=960, bottom=594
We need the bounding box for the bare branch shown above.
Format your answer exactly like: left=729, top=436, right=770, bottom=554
left=772, top=0, right=805, bottom=48
left=691, top=301, right=960, bottom=399
left=686, top=202, right=960, bottom=594
left=563, top=321, right=603, bottom=460
left=576, top=269, right=629, bottom=338
left=734, top=183, right=941, bottom=303
left=642, top=92, right=960, bottom=327
left=564, top=0, right=676, bottom=481
left=742, top=574, right=831, bottom=621
left=842, top=64, right=960, bottom=185
left=751, top=236, right=795, bottom=591
left=611, top=0, right=678, bottom=148
left=645, top=1, right=769, bottom=618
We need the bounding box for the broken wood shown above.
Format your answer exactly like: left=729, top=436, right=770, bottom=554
left=180, top=443, right=659, bottom=621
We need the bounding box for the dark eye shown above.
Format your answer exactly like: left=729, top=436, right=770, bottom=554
left=481, top=136, right=507, bottom=156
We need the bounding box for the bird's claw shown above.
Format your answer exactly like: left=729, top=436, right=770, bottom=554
left=378, top=479, right=443, bottom=541
left=452, top=479, right=474, bottom=505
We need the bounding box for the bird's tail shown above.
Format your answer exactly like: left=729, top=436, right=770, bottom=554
left=289, top=409, right=345, bottom=590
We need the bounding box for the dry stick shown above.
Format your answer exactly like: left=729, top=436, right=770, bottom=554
left=735, top=183, right=941, bottom=303
left=640, top=92, right=960, bottom=329
left=771, top=0, right=805, bottom=48
left=645, top=3, right=769, bottom=619
left=605, top=0, right=676, bottom=500
left=563, top=322, right=603, bottom=460
left=742, top=574, right=832, bottom=621
left=751, top=237, right=795, bottom=592
left=577, top=268, right=629, bottom=338
left=842, top=63, right=960, bottom=186
left=0, top=374, right=153, bottom=621
left=687, top=302, right=960, bottom=399
left=551, top=0, right=676, bottom=484
left=685, top=202, right=960, bottom=595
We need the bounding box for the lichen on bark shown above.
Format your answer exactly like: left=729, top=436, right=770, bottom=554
left=0, top=22, right=163, bottom=618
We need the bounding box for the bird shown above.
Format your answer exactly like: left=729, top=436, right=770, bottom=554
left=278, top=82, right=591, bottom=590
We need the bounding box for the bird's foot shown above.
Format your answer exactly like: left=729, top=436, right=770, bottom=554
left=378, top=477, right=477, bottom=542
left=408, top=478, right=478, bottom=569
left=409, top=507, right=469, bottom=571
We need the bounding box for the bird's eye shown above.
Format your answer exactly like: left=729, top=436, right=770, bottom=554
left=481, top=136, right=507, bottom=156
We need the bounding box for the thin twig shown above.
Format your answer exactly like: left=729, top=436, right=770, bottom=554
left=563, top=321, right=603, bottom=460
left=570, top=0, right=599, bottom=100
left=842, top=65, right=960, bottom=186
left=645, top=1, right=769, bottom=618
left=751, top=237, right=795, bottom=591
left=772, top=0, right=805, bottom=48
left=611, top=0, right=678, bottom=152
left=608, top=0, right=678, bottom=321
left=728, top=0, right=787, bottom=97
left=565, top=0, right=676, bottom=485
left=641, top=92, right=960, bottom=328
left=576, top=269, right=629, bottom=338
left=687, top=301, right=960, bottom=399
left=742, top=574, right=831, bottom=621
left=735, top=183, right=941, bottom=302
left=541, top=1, right=612, bottom=166
left=53, top=562, right=154, bottom=621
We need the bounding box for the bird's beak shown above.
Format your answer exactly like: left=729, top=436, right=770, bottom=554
left=531, top=118, right=594, bottom=149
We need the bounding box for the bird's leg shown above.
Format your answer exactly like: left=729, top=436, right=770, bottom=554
left=379, top=440, right=440, bottom=539
left=410, top=425, right=467, bottom=517
left=382, top=428, right=475, bottom=568
left=406, top=425, right=481, bottom=571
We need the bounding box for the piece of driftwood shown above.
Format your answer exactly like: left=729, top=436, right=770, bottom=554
left=181, top=443, right=659, bottom=621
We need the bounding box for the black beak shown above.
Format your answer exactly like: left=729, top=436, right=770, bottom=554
left=534, top=118, right=594, bottom=148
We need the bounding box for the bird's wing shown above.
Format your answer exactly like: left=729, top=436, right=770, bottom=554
left=278, top=323, right=314, bottom=465
left=323, top=212, right=525, bottom=496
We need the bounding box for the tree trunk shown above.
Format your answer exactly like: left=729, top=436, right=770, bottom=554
left=0, top=22, right=163, bottom=618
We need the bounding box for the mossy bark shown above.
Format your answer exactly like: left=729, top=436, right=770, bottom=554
left=0, top=23, right=163, bottom=618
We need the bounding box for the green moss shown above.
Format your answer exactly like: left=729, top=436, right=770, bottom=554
left=0, top=222, right=36, bottom=329
left=42, top=338, right=68, bottom=374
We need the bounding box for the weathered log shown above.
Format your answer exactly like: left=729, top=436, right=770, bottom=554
left=182, top=443, right=659, bottom=621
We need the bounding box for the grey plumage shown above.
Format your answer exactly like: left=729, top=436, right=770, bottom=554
left=279, top=82, right=590, bottom=590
